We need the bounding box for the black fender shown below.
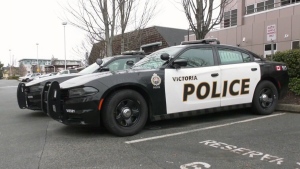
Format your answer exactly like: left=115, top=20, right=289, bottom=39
left=17, top=83, right=26, bottom=109
left=41, top=81, right=51, bottom=113
left=47, top=81, right=62, bottom=120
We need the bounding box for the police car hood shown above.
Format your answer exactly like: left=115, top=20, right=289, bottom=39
left=60, top=71, right=113, bottom=89
left=26, top=73, right=81, bottom=87
left=59, top=69, right=150, bottom=89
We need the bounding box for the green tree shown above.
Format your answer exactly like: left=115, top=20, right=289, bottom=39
left=0, top=61, right=3, bottom=79
left=274, top=49, right=300, bottom=95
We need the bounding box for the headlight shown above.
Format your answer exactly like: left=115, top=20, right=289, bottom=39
left=68, top=87, right=98, bottom=98
left=29, top=85, right=43, bottom=93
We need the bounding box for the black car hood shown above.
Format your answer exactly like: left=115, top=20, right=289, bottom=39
left=60, top=69, right=153, bottom=89
left=25, top=73, right=82, bottom=87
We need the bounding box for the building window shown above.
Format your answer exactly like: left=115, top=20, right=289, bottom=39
left=257, top=2, right=265, bottom=12
left=224, top=11, right=230, bottom=28
left=231, top=9, right=237, bottom=26
left=292, top=41, right=300, bottom=49
left=246, top=0, right=276, bottom=14
left=266, top=0, right=274, bottom=10
left=223, top=9, right=237, bottom=28
left=246, top=4, right=255, bottom=14
left=281, top=0, right=300, bottom=6
left=281, top=0, right=290, bottom=6
left=265, top=44, right=277, bottom=51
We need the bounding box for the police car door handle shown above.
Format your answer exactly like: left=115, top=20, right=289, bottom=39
left=211, top=73, right=219, bottom=77
left=251, top=68, right=257, bottom=71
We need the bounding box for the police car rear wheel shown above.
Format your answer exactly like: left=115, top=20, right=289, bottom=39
left=252, top=81, right=278, bottom=115
left=102, top=89, right=148, bottom=136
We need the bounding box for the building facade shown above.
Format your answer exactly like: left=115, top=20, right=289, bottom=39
left=18, top=59, right=51, bottom=74
left=18, top=58, right=81, bottom=75
left=89, top=26, right=188, bottom=63
left=186, top=0, right=300, bottom=57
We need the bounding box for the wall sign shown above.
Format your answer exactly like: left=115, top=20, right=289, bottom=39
left=267, top=25, right=276, bottom=41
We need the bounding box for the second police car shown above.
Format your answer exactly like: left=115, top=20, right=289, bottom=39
left=17, top=52, right=145, bottom=112
left=46, top=39, right=289, bottom=136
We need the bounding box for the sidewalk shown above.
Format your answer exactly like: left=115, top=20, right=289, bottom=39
left=276, top=104, right=300, bottom=113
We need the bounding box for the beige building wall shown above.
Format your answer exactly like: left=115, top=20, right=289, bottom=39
left=225, top=0, right=238, bottom=11
left=292, top=16, right=300, bottom=39
left=203, top=1, right=300, bottom=57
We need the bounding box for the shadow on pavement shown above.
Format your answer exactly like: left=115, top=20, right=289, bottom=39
left=17, top=110, right=49, bottom=118
left=50, top=124, right=111, bottom=138
left=145, top=108, right=256, bottom=130
left=27, top=108, right=262, bottom=137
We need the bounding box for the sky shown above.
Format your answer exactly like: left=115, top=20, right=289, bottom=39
left=0, top=0, right=189, bottom=67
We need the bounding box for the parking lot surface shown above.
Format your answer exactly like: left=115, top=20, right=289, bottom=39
left=1, top=80, right=299, bottom=169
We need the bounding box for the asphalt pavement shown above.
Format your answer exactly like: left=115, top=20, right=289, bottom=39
left=0, top=80, right=299, bottom=169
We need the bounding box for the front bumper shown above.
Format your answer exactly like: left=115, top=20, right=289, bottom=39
left=17, top=83, right=42, bottom=110
left=41, top=82, right=51, bottom=113
left=47, top=81, right=100, bottom=126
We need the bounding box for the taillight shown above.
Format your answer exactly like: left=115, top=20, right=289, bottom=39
left=275, top=65, right=287, bottom=71
left=276, top=66, right=281, bottom=71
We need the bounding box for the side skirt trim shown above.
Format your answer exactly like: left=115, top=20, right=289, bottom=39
left=150, top=103, right=252, bottom=121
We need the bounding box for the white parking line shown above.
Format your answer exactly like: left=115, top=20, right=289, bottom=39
left=0, top=86, right=17, bottom=88
left=125, top=113, right=286, bottom=144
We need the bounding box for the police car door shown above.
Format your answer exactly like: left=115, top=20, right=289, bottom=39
left=165, top=47, right=221, bottom=114
left=217, top=48, right=260, bottom=106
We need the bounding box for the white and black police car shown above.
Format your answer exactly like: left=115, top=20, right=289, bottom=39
left=17, top=52, right=145, bottom=112
left=46, top=39, right=289, bottom=136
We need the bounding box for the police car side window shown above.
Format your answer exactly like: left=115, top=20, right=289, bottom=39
left=218, top=49, right=251, bottom=64
left=61, top=70, right=68, bottom=74
left=107, top=58, right=134, bottom=71
left=242, top=53, right=251, bottom=62
left=178, top=48, right=214, bottom=68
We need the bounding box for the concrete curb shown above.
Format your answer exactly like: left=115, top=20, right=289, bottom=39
left=276, top=104, right=300, bottom=113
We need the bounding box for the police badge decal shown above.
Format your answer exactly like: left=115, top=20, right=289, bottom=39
left=151, top=73, right=161, bottom=89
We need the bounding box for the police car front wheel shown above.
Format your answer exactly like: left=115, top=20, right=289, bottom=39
left=252, top=81, right=278, bottom=115
left=102, top=89, right=148, bottom=136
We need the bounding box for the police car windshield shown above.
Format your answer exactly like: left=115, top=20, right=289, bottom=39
left=79, top=57, right=113, bottom=74
left=132, top=46, right=183, bottom=69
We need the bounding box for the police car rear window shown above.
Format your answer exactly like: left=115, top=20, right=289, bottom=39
left=218, top=49, right=252, bottom=64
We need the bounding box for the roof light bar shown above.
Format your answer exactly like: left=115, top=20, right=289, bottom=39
left=181, top=38, right=220, bottom=45
left=121, top=51, right=145, bottom=55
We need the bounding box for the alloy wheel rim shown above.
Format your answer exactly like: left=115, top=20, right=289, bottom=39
left=259, top=87, right=274, bottom=108
left=115, top=99, right=141, bottom=127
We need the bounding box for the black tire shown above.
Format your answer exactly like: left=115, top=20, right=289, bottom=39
left=252, top=81, right=278, bottom=115
left=102, top=90, right=148, bottom=136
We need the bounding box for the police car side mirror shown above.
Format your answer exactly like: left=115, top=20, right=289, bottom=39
left=126, top=60, right=134, bottom=66
left=100, top=67, right=110, bottom=72
left=172, top=59, right=187, bottom=69
left=96, top=59, right=103, bottom=66
left=160, top=53, right=170, bottom=60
